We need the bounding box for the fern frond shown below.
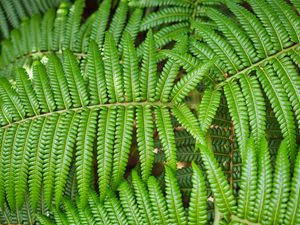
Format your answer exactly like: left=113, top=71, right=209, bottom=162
left=284, top=148, right=300, bottom=224
left=188, top=162, right=207, bottom=225
left=108, top=0, right=128, bottom=44
left=172, top=103, right=206, bottom=145
left=192, top=21, right=242, bottom=75
left=54, top=112, right=80, bottom=207
left=4, top=124, right=19, bottom=209
left=64, top=0, right=85, bottom=51
left=248, top=0, right=290, bottom=50
left=237, top=137, right=257, bottom=220
left=47, top=53, right=72, bottom=110
left=267, top=139, right=290, bottom=225
left=239, top=74, right=266, bottom=148
left=224, top=81, right=249, bottom=153
left=147, top=176, right=169, bottom=225
left=75, top=109, right=98, bottom=207
left=104, top=32, right=124, bottom=103
left=140, top=30, right=157, bottom=102
left=63, top=49, right=89, bottom=107
left=15, top=68, right=40, bottom=116
left=197, top=89, right=221, bottom=133
left=131, top=170, right=155, bottom=225
left=32, top=61, right=56, bottom=113
left=155, top=107, right=177, bottom=170
left=171, top=60, right=214, bottom=103
left=136, top=106, right=155, bottom=181
left=88, top=191, right=111, bottom=224
left=141, top=7, right=193, bottom=31
left=206, top=7, right=257, bottom=67
left=0, top=77, right=25, bottom=121
left=111, top=106, right=134, bottom=190
left=256, top=66, right=296, bottom=156
left=42, top=114, right=60, bottom=208
left=97, top=107, right=116, bottom=203
left=272, top=56, right=300, bottom=131
left=90, top=0, right=111, bottom=47
left=165, top=167, right=187, bottom=225
left=118, top=181, right=143, bottom=225
left=121, top=32, right=140, bottom=102
left=253, top=138, right=272, bottom=223
left=198, top=144, right=236, bottom=216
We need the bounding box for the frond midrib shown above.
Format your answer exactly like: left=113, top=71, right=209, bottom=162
left=215, top=42, right=299, bottom=89
left=0, top=101, right=175, bottom=129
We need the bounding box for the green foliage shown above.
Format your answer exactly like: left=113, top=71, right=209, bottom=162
left=0, top=0, right=299, bottom=224
left=0, top=31, right=213, bottom=210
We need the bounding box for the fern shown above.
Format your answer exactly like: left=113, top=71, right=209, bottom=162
left=187, top=0, right=300, bottom=154
left=0, top=0, right=142, bottom=78
left=0, top=35, right=213, bottom=209
left=0, top=0, right=62, bottom=39
left=35, top=137, right=299, bottom=224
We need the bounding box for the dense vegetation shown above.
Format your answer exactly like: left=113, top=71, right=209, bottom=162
left=0, top=0, right=299, bottom=224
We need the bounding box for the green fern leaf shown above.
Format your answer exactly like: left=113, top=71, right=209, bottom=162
left=198, top=144, right=236, bottom=216
left=147, top=176, right=169, bottom=225
left=108, top=0, right=128, bottom=44
left=253, top=138, right=272, bottom=223
left=41, top=9, right=55, bottom=51
left=256, top=66, right=296, bottom=157
left=121, top=32, right=140, bottom=102
left=239, top=74, right=266, bottom=148
left=15, top=68, right=40, bottom=116
left=237, top=137, right=257, bottom=220
left=54, top=112, right=80, bottom=207
left=103, top=32, right=124, bottom=103
left=132, top=170, right=155, bottom=225
left=267, top=0, right=300, bottom=43
left=172, top=103, right=206, bottom=145
left=0, top=128, right=7, bottom=207
left=111, top=106, right=134, bottom=190
left=188, top=162, right=207, bottom=225
left=192, top=21, right=242, bottom=74
left=140, top=30, right=157, bottom=102
left=284, top=148, right=300, bottom=224
left=155, top=107, right=177, bottom=170
left=64, top=0, right=84, bottom=51
left=272, top=57, right=300, bottom=131
left=13, top=121, right=33, bottom=209
left=103, top=190, right=128, bottom=225
left=118, top=181, right=143, bottom=225
left=47, top=53, right=72, bottom=110
left=75, top=109, right=98, bottom=207
left=171, top=60, right=214, bottom=104
left=136, top=106, right=155, bottom=181
left=97, top=107, right=116, bottom=203
left=32, top=61, right=56, bottom=113
left=266, top=139, right=290, bottom=225
left=206, top=7, right=257, bottom=66
left=141, top=7, right=193, bottom=31
left=224, top=81, right=249, bottom=153
left=63, top=50, right=89, bottom=107
left=155, top=59, right=180, bottom=103
left=63, top=198, right=81, bottom=225
left=90, top=0, right=111, bottom=47
left=28, top=117, right=47, bottom=211
left=248, top=0, right=290, bottom=50
left=88, top=191, right=112, bottom=224
left=0, top=77, right=25, bottom=121
left=165, top=167, right=187, bottom=225
left=197, top=89, right=221, bottom=133
left=4, top=124, right=19, bottom=209
left=42, top=114, right=60, bottom=208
